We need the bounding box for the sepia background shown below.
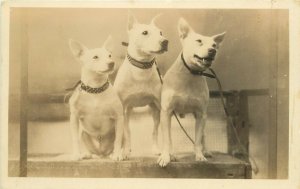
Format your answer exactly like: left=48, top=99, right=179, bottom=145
left=8, top=8, right=289, bottom=179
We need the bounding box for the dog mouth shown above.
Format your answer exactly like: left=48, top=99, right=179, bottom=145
left=150, top=48, right=167, bottom=54
left=97, top=67, right=114, bottom=74
left=194, top=54, right=214, bottom=67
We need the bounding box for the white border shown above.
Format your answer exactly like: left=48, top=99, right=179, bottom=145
left=1, top=1, right=300, bottom=189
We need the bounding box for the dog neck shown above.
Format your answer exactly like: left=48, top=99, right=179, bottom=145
left=127, top=45, right=156, bottom=62
left=81, top=68, right=108, bottom=88
left=177, top=53, right=206, bottom=74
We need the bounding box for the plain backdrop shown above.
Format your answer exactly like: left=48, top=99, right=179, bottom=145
left=8, top=8, right=288, bottom=179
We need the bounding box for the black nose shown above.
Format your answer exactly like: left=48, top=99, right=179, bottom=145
left=161, top=40, right=169, bottom=50
left=108, top=62, right=115, bottom=69
left=208, top=48, right=216, bottom=56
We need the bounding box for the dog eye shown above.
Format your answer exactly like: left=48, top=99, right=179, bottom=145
left=93, top=55, right=99, bottom=60
left=160, top=31, right=163, bottom=36
left=196, top=39, right=202, bottom=43
left=142, top=31, right=148, bottom=35
left=212, top=43, right=217, bottom=48
left=108, top=54, right=112, bottom=58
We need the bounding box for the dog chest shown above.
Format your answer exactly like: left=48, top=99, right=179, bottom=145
left=161, top=73, right=209, bottom=113
left=70, top=89, right=123, bottom=118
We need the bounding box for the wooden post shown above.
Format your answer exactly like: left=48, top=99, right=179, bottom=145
left=19, top=9, right=28, bottom=177
left=226, top=91, right=250, bottom=160
left=268, top=10, right=278, bottom=179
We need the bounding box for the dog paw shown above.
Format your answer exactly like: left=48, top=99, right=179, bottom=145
left=122, top=148, right=131, bottom=160
left=157, top=153, right=171, bottom=167
left=195, top=153, right=208, bottom=162
left=110, top=152, right=124, bottom=161
left=152, top=145, right=161, bottom=155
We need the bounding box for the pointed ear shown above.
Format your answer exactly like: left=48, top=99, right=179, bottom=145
left=128, top=12, right=138, bottom=31
left=69, top=39, right=87, bottom=58
left=213, top=32, right=226, bottom=44
left=150, top=13, right=162, bottom=26
left=178, top=17, right=193, bottom=39
left=103, top=35, right=113, bottom=52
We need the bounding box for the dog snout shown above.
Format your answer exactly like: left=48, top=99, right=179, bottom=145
left=208, top=48, right=216, bottom=56
left=108, top=62, right=115, bottom=69
left=161, top=39, right=169, bottom=51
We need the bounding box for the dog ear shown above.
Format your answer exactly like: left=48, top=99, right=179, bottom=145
left=128, top=12, right=138, bottom=31
left=178, top=17, right=193, bottom=39
left=150, top=13, right=162, bottom=26
left=69, top=39, right=87, bottom=58
left=213, top=32, right=226, bottom=44
left=103, top=35, right=113, bottom=52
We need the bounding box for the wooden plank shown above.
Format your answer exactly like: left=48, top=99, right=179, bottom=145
left=19, top=9, right=28, bottom=177
left=8, top=152, right=251, bottom=178
left=11, top=89, right=269, bottom=105
left=240, top=89, right=269, bottom=96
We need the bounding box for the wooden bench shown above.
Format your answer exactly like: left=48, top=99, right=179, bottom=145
left=11, top=87, right=270, bottom=178
left=9, top=152, right=251, bottom=178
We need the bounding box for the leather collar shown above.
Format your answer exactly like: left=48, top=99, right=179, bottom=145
left=127, top=54, right=155, bottom=69
left=181, top=53, right=215, bottom=78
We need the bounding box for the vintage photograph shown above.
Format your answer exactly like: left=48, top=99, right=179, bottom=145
left=2, top=3, right=293, bottom=182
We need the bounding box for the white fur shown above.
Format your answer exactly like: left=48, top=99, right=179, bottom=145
left=157, top=18, right=225, bottom=167
left=114, top=13, right=168, bottom=156
left=69, top=36, right=125, bottom=161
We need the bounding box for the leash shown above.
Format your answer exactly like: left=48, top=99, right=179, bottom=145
left=154, top=61, right=195, bottom=145
left=154, top=60, right=259, bottom=174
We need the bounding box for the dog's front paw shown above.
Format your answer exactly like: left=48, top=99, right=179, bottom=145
left=122, top=148, right=131, bottom=160
left=195, top=153, right=208, bottom=162
left=157, top=153, right=171, bottom=167
left=110, top=152, right=124, bottom=161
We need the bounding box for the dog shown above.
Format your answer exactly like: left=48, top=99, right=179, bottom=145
left=157, top=18, right=225, bottom=167
left=68, top=36, right=124, bottom=161
left=113, top=13, right=168, bottom=156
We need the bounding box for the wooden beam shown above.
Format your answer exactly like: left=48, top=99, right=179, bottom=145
left=268, top=10, right=278, bottom=179
left=9, top=152, right=251, bottom=178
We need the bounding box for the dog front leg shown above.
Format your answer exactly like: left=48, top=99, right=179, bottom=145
left=149, top=103, right=160, bottom=155
left=111, top=116, right=125, bottom=161
left=122, top=107, right=132, bottom=157
left=70, top=113, right=81, bottom=161
left=194, top=112, right=208, bottom=161
left=157, top=110, right=172, bottom=167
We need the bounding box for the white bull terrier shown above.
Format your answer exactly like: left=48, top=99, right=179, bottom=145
left=157, top=18, right=226, bottom=167
left=69, top=36, right=124, bottom=161
left=114, top=13, right=168, bottom=156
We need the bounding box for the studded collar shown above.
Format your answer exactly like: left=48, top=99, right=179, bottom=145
left=127, top=54, right=155, bottom=69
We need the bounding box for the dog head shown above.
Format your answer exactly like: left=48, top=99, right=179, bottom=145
left=69, top=36, right=115, bottom=75
left=127, top=13, right=168, bottom=57
left=178, top=18, right=225, bottom=71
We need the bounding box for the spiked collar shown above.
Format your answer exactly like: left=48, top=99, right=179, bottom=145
left=80, top=80, right=110, bottom=94
left=127, top=54, right=155, bottom=69
left=181, top=53, right=215, bottom=78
